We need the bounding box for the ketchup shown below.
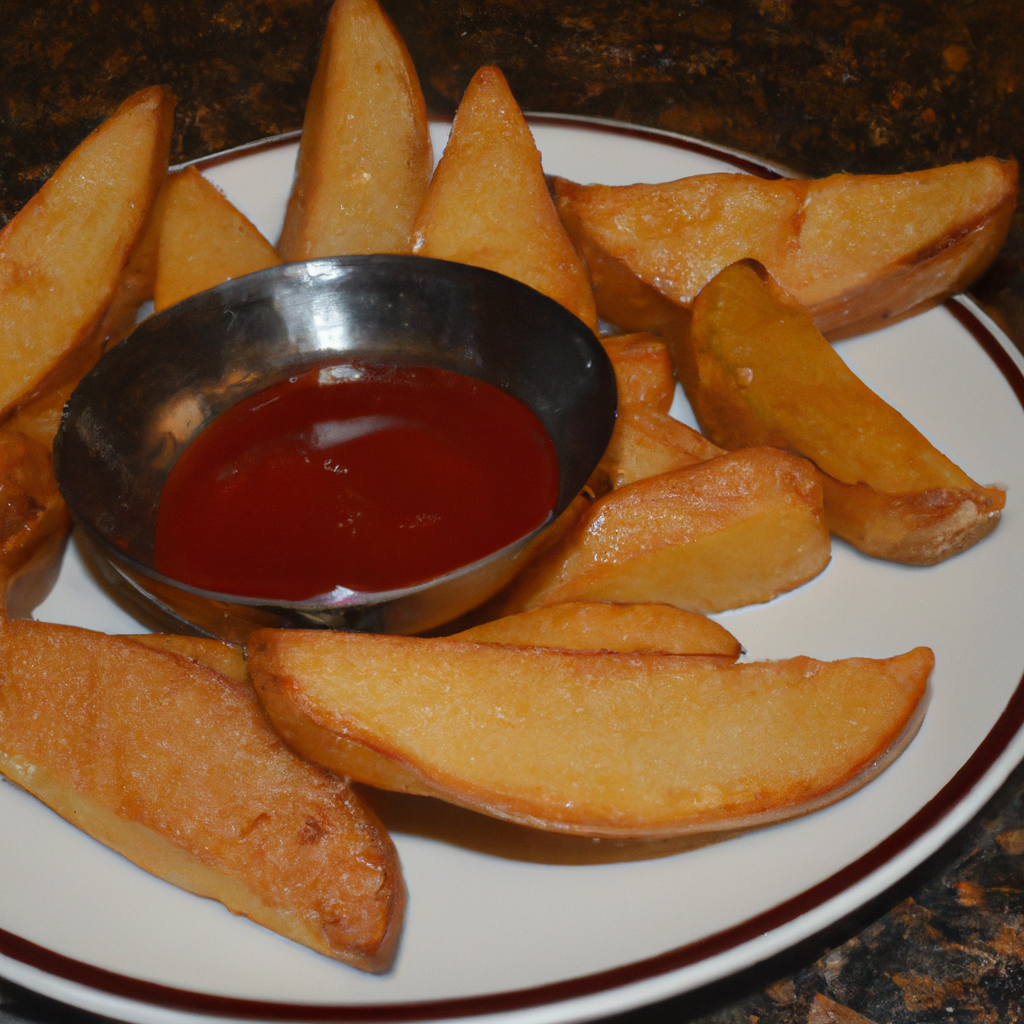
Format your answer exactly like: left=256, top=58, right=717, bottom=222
left=153, top=363, right=559, bottom=599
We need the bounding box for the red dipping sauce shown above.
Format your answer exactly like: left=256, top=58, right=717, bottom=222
left=153, top=363, right=560, bottom=599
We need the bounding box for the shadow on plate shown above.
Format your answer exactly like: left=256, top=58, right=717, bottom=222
left=357, top=784, right=743, bottom=866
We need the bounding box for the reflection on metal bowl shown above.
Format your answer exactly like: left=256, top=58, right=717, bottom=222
left=54, top=255, right=616, bottom=640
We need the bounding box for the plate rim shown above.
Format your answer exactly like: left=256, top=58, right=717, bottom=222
left=3, top=114, right=1024, bottom=1024
left=174, top=112, right=797, bottom=180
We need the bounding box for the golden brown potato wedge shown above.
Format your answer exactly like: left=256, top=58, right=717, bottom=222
left=596, top=409, right=724, bottom=491
left=0, top=183, right=167, bottom=615
left=277, top=0, right=432, bottom=259
left=687, top=260, right=1005, bottom=563
left=559, top=227, right=701, bottom=399
left=153, top=166, right=281, bottom=311
left=454, top=601, right=741, bottom=658
left=594, top=334, right=723, bottom=489
left=0, top=86, right=174, bottom=419
left=411, top=66, right=598, bottom=332
left=248, top=629, right=931, bottom=838
left=132, top=633, right=249, bottom=682
left=0, top=619, right=403, bottom=972
left=553, top=156, right=1017, bottom=340
left=9, top=182, right=165, bottom=435
left=0, top=169, right=170, bottom=615
left=497, top=445, right=831, bottom=614
left=600, top=333, right=679, bottom=414
left=0, top=234, right=164, bottom=616
left=3, top=383, right=78, bottom=450
left=0, top=432, right=71, bottom=613
left=5, top=198, right=166, bottom=449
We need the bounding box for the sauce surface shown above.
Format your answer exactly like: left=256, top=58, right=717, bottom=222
left=154, top=363, right=559, bottom=599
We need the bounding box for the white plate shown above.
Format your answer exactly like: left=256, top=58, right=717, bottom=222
left=3, top=115, right=1024, bottom=1024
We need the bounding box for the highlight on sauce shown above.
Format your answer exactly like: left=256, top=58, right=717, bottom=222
left=152, top=362, right=560, bottom=600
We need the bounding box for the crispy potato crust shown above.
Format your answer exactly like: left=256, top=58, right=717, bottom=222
left=454, top=601, right=741, bottom=658
left=498, top=446, right=831, bottom=614
left=553, top=157, right=1017, bottom=339
left=412, top=66, right=598, bottom=331
left=249, top=630, right=931, bottom=838
left=0, top=86, right=174, bottom=418
left=686, top=259, right=1005, bottom=563
left=277, top=0, right=432, bottom=258
left=154, top=166, right=280, bottom=311
left=0, top=619, right=404, bottom=972
left=0, top=431, right=71, bottom=612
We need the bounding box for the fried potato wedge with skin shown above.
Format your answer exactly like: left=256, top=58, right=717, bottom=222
left=0, top=86, right=174, bottom=419
left=0, top=211, right=162, bottom=613
left=455, top=601, right=741, bottom=658
left=248, top=630, right=931, bottom=837
left=411, top=66, right=598, bottom=332
left=596, top=333, right=723, bottom=489
left=3, top=383, right=77, bottom=450
left=0, top=431, right=71, bottom=613
left=6, top=211, right=164, bottom=448
left=819, top=474, right=1006, bottom=566
left=153, top=166, right=281, bottom=312
left=10, top=203, right=162, bottom=431
left=601, top=333, right=678, bottom=413
left=688, top=260, right=1005, bottom=564
left=497, top=446, right=831, bottom=615
left=553, top=156, right=1017, bottom=339
left=0, top=619, right=404, bottom=972
left=131, top=633, right=249, bottom=682
left=0, top=188, right=167, bottom=613
left=597, top=409, right=724, bottom=490
left=277, top=0, right=432, bottom=259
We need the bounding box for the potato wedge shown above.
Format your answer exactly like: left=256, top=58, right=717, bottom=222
left=9, top=184, right=165, bottom=436
left=596, top=409, right=723, bottom=490
left=0, top=619, right=403, bottom=972
left=594, top=334, right=723, bottom=489
left=0, top=86, right=174, bottom=418
left=0, top=178, right=167, bottom=615
left=5, top=198, right=165, bottom=449
left=553, top=156, right=1017, bottom=340
left=0, top=432, right=71, bottom=613
left=154, top=166, right=281, bottom=311
left=0, top=173, right=168, bottom=615
left=454, top=601, right=741, bottom=658
left=277, top=0, right=432, bottom=259
left=133, top=604, right=740, bottom=678
left=687, top=260, right=1005, bottom=563
left=600, top=333, right=679, bottom=414
left=248, top=629, right=931, bottom=838
left=132, top=633, right=249, bottom=682
left=498, top=445, right=830, bottom=614
left=3, top=383, right=78, bottom=451
left=411, top=66, right=598, bottom=332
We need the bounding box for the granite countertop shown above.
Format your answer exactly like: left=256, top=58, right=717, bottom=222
left=3, top=2, right=1024, bottom=1022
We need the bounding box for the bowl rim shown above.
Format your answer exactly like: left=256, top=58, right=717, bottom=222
left=54, top=253, right=617, bottom=621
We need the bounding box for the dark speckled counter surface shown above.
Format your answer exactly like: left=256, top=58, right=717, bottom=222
left=3, top=2, right=1024, bottom=1022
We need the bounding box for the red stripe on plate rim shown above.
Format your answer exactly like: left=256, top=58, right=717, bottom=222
left=2, top=118, right=1021, bottom=1022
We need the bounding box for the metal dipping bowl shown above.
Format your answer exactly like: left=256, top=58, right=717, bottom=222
left=54, top=255, right=617, bottom=641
